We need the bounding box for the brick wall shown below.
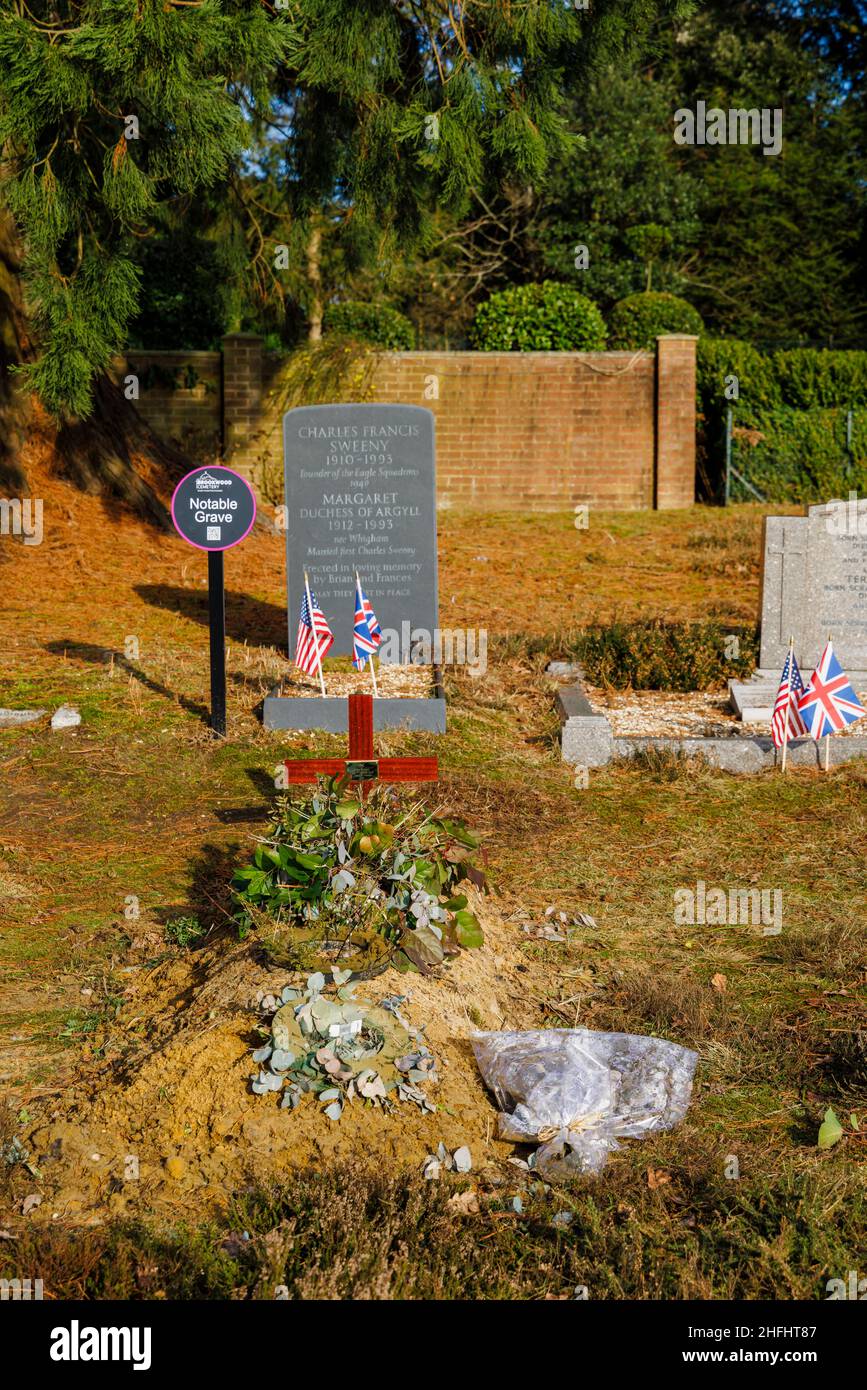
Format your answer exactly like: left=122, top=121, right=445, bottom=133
left=367, top=351, right=659, bottom=511
left=221, top=333, right=263, bottom=475
left=117, top=350, right=222, bottom=456
left=127, top=335, right=697, bottom=510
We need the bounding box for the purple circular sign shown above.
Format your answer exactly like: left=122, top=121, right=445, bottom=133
left=170, top=465, right=256, bottom=552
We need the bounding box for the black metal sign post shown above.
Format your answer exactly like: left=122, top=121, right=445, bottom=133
left=207, top=549, right=227, bottom=736
left=170, top=466, right=257, bottom=737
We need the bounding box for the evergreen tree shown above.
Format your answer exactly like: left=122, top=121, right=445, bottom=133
left=0, top=0, right=286, bottom=419
left=0, top=0, right=691, bottom=482
left=659, top=3, right=867, bottom=341
left=536, top=66, right=703, bottom=311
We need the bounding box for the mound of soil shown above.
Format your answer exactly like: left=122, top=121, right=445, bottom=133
left=18, top=892, right=539, bottom=1225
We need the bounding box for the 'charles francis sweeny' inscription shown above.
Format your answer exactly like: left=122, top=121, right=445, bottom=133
left=282, top=404, right=438, bottom=656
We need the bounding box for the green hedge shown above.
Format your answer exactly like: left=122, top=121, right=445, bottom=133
left=728, top=407, right=867, bottom=504
left=698, top=339, right=867, bottom=415
left=322, top=301, right=415, bottom=350
left=469, top=281, right=607, bottom=351
left=573, top=620, right=759, bottom=692
left=697, top=340, right=867, bottom=502
left=608, top=292, right=704, bottom=350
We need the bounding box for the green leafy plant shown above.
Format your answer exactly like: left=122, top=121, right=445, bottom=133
left=231, top=777, right=487, bottom=975
left=696, top=339, right=867, bottom=501
left=469, top=281, right=607, bottom=352
left=623, top=224, right=673, bottom=292
left=608, top=291, right=703, bottom=350
left=322, top=301, right=415, bottom=350
left=164, top=915, right=207, bottom=949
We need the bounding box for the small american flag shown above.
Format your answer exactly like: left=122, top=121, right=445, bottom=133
left=352, top=574, right=382, bottom=670
left=797, top=641, right=865, bottom=738
left=294, top=588, right=333, bottom=676
left=771, top=649, right=807, bottom=748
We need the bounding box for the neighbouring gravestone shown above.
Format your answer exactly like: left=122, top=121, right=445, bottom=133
left=731, top=497, right=867, bottom=720
left=263, top=403, right=445, bottom=732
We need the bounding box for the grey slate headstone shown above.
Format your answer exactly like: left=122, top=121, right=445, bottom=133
left=282, top=404, right=438, bottom=657
left=759, top=500, right=867, bottom=674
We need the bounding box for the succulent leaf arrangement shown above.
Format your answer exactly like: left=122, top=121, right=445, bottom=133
left=232, top=775, right=487, bottom=974
left=250, top=972, right=438, bottom=1122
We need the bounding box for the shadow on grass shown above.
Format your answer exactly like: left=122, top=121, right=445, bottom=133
left=134, top=584, right=287, bottom=650
left=153, top=842, right=241, bottom=936
left=44, top=639, right=210, bottom=723
left=212, top=766, right=277, bottom=825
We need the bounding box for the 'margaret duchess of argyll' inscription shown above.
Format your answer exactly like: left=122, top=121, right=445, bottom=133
left=282, top=404, right=439, bottom=656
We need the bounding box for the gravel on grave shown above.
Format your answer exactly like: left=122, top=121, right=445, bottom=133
left=581, top=682, right=867, bottom=738
left=281, top=664, right=434, bottom=699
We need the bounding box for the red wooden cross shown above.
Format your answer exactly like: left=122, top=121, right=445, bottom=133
left=283, top=693, right=438, bottom=791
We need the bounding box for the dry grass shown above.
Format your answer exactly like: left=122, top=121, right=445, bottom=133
left=1, top=458, right=865, bottom=1299
left=3, top=1157, right=866, bottom=1301
left=598, top=967, right=729, bottom=1043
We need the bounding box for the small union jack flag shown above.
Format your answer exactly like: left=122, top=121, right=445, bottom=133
left=797, top=641, right=865, bottom=739
left=771, top=649, right=807, bottom=748
left=294, top=587, right=333, bottom=676
left=352, top=574, right=382, bottom=670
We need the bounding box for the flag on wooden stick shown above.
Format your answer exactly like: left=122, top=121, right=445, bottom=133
left=797, top=640, right=865, bottom=739
left=294, top=584, right=333, bottom=681
left=771, top=646, right=807, bottom=749
left=352, top=572, right=382, bottom=696
left=352, top=573, right=382, bottom=670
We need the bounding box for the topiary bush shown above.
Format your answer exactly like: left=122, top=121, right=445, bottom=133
left=322, top=301, right=415, bottom=350
left=696, top=338, right=783, bottom=415
left=608, top=292, right=704, bottom=350
left=469, top=280, right=607, bottom=352
left=697, top=339, right=867, bottom=415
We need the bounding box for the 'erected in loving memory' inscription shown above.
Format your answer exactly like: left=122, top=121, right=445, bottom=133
left=282, top=404, right=438, bottom=655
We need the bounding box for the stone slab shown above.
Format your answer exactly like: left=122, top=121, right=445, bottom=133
left=561, top=715, right=614, bottom=767
left=729, top=670, right=867, bottom=722
left=262, top=695, right=446, bottom=734
left=0, top=708, right=46, bottom=727
left=556, top=685, right=613, bottom=766
left=615, top=735, right=867, bottom=772
left=728, top=679, right=779, bottom=722
left=556, top=686, right=597, bottom=720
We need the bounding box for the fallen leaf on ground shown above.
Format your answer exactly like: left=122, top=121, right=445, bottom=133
left=647, top=1168, right=672, bottom=1190
left=447, top=1190, right=479, bottom=1215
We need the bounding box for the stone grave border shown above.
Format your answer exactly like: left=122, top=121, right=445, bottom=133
left=554, top=665, right=867, bottom=774
left=263, top=666, right=447, bottom=733
left=262, top=690, right=446, bottom=733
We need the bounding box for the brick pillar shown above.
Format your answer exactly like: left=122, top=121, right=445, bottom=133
left=654, top=334, right=697, bottom=509
left=221, top=333, right=263, bottom=479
